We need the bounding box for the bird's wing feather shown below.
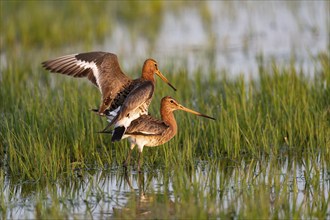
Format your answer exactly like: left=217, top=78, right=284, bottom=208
left=116, top=81, right=154, bottom=119
left=97, top=53, right=132, bottom=97
left=42, top=52, right=132, bottom=95
left=126, top=115, right=169, bottom=135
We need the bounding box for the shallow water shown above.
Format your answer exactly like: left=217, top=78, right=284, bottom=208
left=102, top=1, right=329, bottom=78
left=1, top=2, right=328, bottom=76
left=3, top=155, right=329, bottom=219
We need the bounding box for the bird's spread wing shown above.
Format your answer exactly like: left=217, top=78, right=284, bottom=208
left=97, top=53, right=132, bottom=97
left=126, top=115, right=169, bottom=136
left=42, top=52, right=132, bottom=96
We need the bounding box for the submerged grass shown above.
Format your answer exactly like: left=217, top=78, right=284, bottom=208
left=2, top=156, right=328, bottom=219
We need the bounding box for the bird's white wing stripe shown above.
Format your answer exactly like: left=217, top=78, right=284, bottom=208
left=76, top=59, right=101, bottom=93
left=138, top=131, right=159, bottom=135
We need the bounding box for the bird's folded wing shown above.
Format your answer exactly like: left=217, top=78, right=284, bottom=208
left=126, top=115, right=169, bottom=135
left=116, top=81, right=154, bottom=118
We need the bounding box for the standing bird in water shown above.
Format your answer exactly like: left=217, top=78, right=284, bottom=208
left=42, top=52, right=176, bottom=136
left=102, top=96, right=215, bottom=172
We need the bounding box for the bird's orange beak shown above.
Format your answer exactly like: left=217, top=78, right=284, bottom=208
left=179, top=104, right=215, bottom=120
left=156, top=70, right=177, bottom=91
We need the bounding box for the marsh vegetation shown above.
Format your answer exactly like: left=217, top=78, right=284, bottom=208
left=1, top=1, right=329, bottom=219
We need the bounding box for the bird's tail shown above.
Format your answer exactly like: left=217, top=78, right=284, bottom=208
left=111, top=126, right=126, bottom=142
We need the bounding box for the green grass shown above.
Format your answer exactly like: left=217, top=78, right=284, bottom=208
left=1, top=1, right=329, bottom=219
left=0, top=1, right=167, bottom=53
left=1, top=51, right=329, bottom=219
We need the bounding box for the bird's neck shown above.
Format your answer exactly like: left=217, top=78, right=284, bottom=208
left=142, top=71, right=155, bottom=82
left=161, top=109, right=177, bottom=136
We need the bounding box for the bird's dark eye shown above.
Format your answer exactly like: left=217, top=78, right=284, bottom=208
left=154, top=63, right=157, bottom=67
left=170, top=100, right=174, bottom=103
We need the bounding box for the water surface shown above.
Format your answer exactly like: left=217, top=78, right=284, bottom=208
left=3, top=156, right=329, bottom=219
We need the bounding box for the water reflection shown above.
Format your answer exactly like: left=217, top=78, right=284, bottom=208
left=112, top=169, right=176, bottom=219
left=3, top=155, right=329, bottom=219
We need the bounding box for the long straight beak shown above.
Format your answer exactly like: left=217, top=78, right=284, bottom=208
left=156, top=70, right=177, bottom=91
left=179, top=105, right=215, bottom=120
